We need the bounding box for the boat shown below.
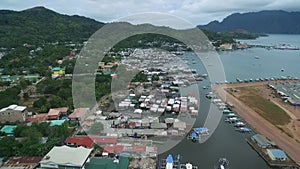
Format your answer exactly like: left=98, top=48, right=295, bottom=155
left=160, top=154, right=198, bottom=169
left=225, top=117, right=239, bottom=123
left=187, top=128, right=209, bottom=142
left=234, top=121, right=246, bottom=127
left=226, top=113, right=237, bottom=118
left=215, top=158, right=229, bottom=169
left=274, top=44, right=300, bottom=50
left=166, top=154, right=174, bottom=169
left=236, top=127, right=252, bottom=133
left=254, top=56, right=260, bottom=59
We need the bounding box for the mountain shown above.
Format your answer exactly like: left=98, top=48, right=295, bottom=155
left=0, top=6, right=104, bottom=47
left=199, top=10, right=300, bottom=34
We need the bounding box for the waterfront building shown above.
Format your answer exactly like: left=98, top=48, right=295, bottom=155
left=266, top=149, right=288, bottom=161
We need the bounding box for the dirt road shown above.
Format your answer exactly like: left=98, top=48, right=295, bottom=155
left=213, top=82, right=300, bottom=166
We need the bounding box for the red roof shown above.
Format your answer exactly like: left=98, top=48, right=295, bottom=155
left=26, top=113, right=48, bottom=123
left=89, top=135, right=118, bottom=144
left=123, top=145, right=147, bottom=153
left=68, top=108, right=89, bottom=119
left=65, top=136, right=94, bottom=148
left=48, top=109, right=61, bottom=116
left=52, top=107, right=68, bottom=114
left=3, top=156, right=43, bottom=168
left=103, top=144, right=124, bottom=153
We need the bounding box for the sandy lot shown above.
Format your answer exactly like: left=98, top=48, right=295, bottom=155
left=212, top=80, right=300, bottom=166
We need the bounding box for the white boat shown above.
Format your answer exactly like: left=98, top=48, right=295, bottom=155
left=215, top=158, right=229, bottom=169
left=234, top=121, right=246, bottom=127
left=166, top=154, right=173, bottom=169
left=236, top=127, right=252, bottom=133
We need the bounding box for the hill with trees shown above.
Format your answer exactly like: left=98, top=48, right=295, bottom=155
left=0, top=6, right=104, bottom=48
left=199, top=10, right=300, bottom=34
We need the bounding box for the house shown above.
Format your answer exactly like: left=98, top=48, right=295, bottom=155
left=266, top=149, right=288, bottom=161
left=68, top=108, right=89, bottom=121
left=0, top=125, right=17, bottom=136
left=2, top=156, right=43, bottom=169
left=51, top=67, right=65, bottom=79
left=47, top=107, right=69, bottom=120
left=52, top=107, right=68, bottom=115
left=251, top=134, right=275, bottom=148
left=102, top=145, right=124, bottom=156
left=51, top=67, right=65, bottom=75
left=26, top=113, right=48, bottom=123
left=89, top=135, right=118, bottom=145
left=0, top=104, right=28, bottom=123
left=65, top=136, right=94, bottom=148
left=23, top=74, right=40, bottom=82
left=85, top=156, right=129, bottom=169
left=47, top=109, right=61, bottom=120
left=39, top=145, right=92, bottom=169
left=173, top=121, right=186, bottom=131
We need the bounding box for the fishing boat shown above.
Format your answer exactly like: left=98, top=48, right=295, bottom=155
left=187, top=128, right=209, bottom=142
left=234, top=121, right=246, bottom=127
left=236, top=127, right=252, bottom=133
left=160, top=154, right=198, bottom=169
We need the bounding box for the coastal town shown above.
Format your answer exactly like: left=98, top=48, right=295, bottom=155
left=1, top=5, right=300, bottom=169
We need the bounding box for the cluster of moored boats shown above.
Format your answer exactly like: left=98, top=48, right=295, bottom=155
left=160, top=154, right=229, bottom=169
left=223, top=110, right=252, bottom=133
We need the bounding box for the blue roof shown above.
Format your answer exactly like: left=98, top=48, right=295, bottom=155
left=48, top=119, right=66, bottom=126
left=269, top=149, right=288, bottom=159
left=166, top=154, right=173, bottom=163
left=191, top=132, right=197, bottom=139
left=0, top=125, right=17, bottom=134
left=193, top=127, right=208, bottom=133
left=52, top=67, right=65, bottom=71
left=252, top=134, right=273, bottom=147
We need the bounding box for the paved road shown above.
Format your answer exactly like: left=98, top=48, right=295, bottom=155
left=213, top=83, right=300, bottom=166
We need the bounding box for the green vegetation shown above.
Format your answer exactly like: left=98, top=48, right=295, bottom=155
left=0, top=85, right=21, bottom=108
left=200, top=29, right=235, bottom=47
left=35, top=78, right=73, bottom=111
left=131, top=71, right=148, bottom=82
left=236, top=87, right=291, bottom=125
left=224, top=31, right=259, bottom=39
left=0, top=121, right=71, bottom=158
left=0, top=6, right=104, bottom=48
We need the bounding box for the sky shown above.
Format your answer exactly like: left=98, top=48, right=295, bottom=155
left=1, top=0, right=300, bottom=26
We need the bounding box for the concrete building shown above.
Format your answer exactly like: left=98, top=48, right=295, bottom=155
left=0, top=104, right=27, bottom=123
left=39, top=146, right=92, bottom=169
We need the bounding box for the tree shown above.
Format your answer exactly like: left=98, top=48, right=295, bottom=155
left=33, top=97, right=47, bottom=108
left=0, top=137, right=20, bottom=158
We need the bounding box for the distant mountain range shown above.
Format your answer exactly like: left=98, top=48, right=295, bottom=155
left=0, top=6, right=104, bottom=47
left=199, top=10, right=300, bottom=34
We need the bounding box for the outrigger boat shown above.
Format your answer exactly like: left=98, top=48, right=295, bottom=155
left=187, top=127, right=209, bottom=142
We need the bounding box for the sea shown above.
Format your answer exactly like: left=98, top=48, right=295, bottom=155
left=158, top=34, right=300, bottom=169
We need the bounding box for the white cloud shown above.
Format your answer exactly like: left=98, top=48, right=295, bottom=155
left=0, top=0, right=299, bottom=25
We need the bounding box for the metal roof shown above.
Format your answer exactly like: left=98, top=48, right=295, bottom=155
left=40, top=146, right=92, bottom=167
left=267, top=149, right=288, bottom=159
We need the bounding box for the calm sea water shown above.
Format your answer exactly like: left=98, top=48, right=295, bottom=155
left=159, top=34, right=300, bottom=169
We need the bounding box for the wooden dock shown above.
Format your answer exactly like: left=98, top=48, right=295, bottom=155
left=246, top=138, right=298, bottom=168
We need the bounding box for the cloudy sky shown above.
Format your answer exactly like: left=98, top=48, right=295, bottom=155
left=1, top=0, right=300, bottom=26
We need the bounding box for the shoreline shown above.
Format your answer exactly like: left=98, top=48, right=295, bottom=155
left=212, top=80, right=300, bottom=166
